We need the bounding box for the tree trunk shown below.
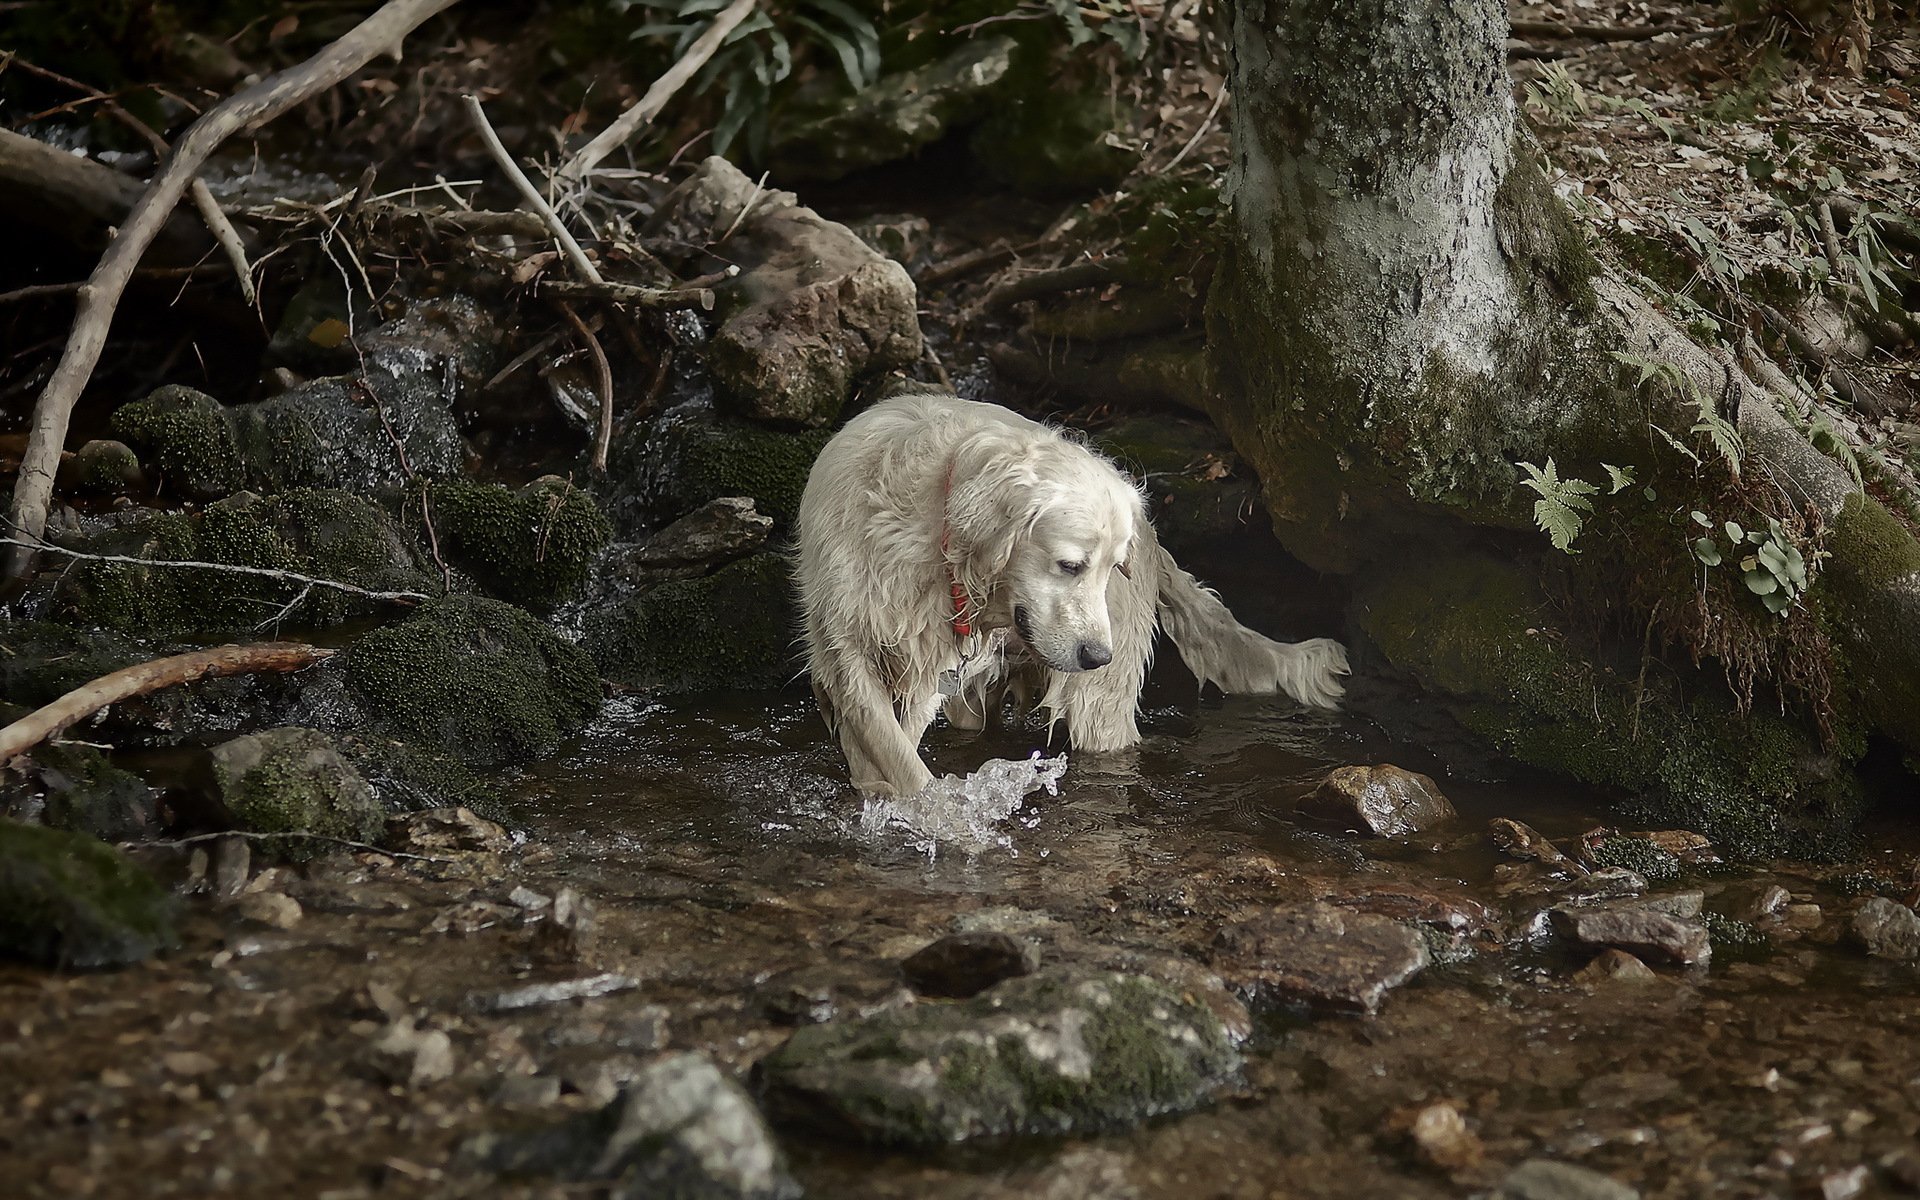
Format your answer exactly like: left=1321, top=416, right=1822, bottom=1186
left=1208, top=0, right=1920, bottom=855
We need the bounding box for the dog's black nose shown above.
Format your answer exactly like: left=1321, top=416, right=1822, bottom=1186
left=1077, top=642, right=1113, bottom=670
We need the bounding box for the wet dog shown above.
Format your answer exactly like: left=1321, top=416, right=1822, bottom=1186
left=794, top=392, right=1348, bottom=796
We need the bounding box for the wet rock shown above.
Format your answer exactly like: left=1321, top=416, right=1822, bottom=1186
left=355, top=292, right=501, bottom=398
left=847, top=213, right=932, bottom=267
left=605, top=497, right=774, bottom=588
left=755, top=961, right=911, bottom=1025
left=901, top=931, right=1039, bottom=998
left=1095, top=415, right=1263, bottom=553
left=758, top=970, right=1240, bottom=1144
left=492, top=1073, right=561, bottom=1109
left=465, top=973, right=640, bottom=1014
left=56, top=439, right=145, bottom=497
left=1573, top=949, right=1657, bottom=985
left=109, top=385, right=243, bottom=502
left=385, top=807, right=513, bottom=856
left=1321, top=885, right=1496, bottom=937
left=233, top=891, right=303, bottom=929
left=1583, top=832, right=1682, bottom=883
left=608, top=396, right=832, bottom=534
left=342, top=595, right=602, bottom=770
left=475, top=1052, right=799, bottom=1200
left=368, top=1016, right=454, bottom=1087
left=0, top=819, right=178, bottom=968
left=1702, top=910, right=1771, bottom=960
left=0, top=743, right=157, bottom=843
left=1406, top=1101, right=1483, bottom=1171
left=204, top=727, right=383, bottom=862
left=1881, top=1145, right=1920, bottom=1191
left=580, top=552, right=791, bottom=692
left=1494, top=1160, right=1640, bottom=1200
left=771, top=37, right=1017, bottom=182
left=1550, top=892, right=1711, bottom=967
left=210, top=836, right=250, bottom=899
left=229, top=372, right=463, bottom=493
left=1210, top=903, right=1430, bottom=1014
left=414, top=477, right=612, bottom=611
left=1306, top=764, right=1456, bottom=838
left=1847, top=897, right=1920, bottom=961
left=661, top=157, right=922, bottom=426
left=1734, top=883, right=1793, bottom=921
left=971, top=83, right=1132, bottom=196
left=1553, top=867, right=1647, bottom=902
left=1490, top=817, right=1573, bottom=868
left=530, top=885, right=598, bottom=965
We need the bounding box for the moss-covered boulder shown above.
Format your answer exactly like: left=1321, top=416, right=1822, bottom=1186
left=1, top=744, right=157, bottom=843
left=580, top=552, right=792, bottom=692
left=109, top=384, right=243, bottom=502
left=417, top=477, right=613, bottom=611
left=970, top=85, right=1132, bottom=196
left=0, top=622, right=148, bottom=709
left=342, top=595, right=601, bottom=769
left=55, top=439, right=145, bottom=498
left=53, top=489, right=432, bottom=633
left=1355, top=553, right=1864, bottom=858
left=758, top=970, right=1241, bottom=1144
left=229, top=373, right=464, bottom=494
left=204, top=727, right=384, bottom=862
left=608, top=399, right=830, bottom=535
left=0, top=820, right=177, bottom=969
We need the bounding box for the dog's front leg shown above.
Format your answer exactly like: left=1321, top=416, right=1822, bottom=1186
left=818, top=649, right=935, bottom=797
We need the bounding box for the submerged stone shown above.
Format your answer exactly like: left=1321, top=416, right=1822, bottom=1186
left=205, top=727, right=384, bottom=862
left=1210, top=903, right=1430, bottom=1014
left=475, top=1052, right=800, bottom=1200
left=0, top=819, right=177, bottom=969
left=901, top=931, right=1039, bottom=998
left=1847, top=897, right=1920, bottom=961
left=1550, top=893, right=1711, bottom=967
left=1306, top=764, right=1457, bottom=837
left=758, top=970, right=1240, bottom=1145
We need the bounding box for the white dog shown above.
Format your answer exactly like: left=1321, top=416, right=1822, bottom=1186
left=794, top=392, right=1349, bottom=797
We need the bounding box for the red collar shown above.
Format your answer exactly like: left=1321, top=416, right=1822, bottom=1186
left=941, top=463, right=972, bottom=638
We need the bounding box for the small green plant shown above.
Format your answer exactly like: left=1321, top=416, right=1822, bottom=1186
left=1613, top=350, right=1743, bottom=476
left=619, top=0, right=882, bottom=159
left=1515, top=458, right=1635, bottom=553
left=1522, top=62, right=1589, bottom=127
left=1041, top=0, right=1152, bottom=58
left=1689, top=511, right=1811, bottom=616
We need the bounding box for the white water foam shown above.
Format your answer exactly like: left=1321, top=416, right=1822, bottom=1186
left=858, top=753, right=1068, bottom=859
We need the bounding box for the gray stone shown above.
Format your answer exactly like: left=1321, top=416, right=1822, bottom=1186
left=1550, top=893, right=1710, bottom=966
left=1210, top=902, right=1430, bottom=1014
left=1493, top=1159, right=1640, bottom=1200
left=477, top=1053, right=799, bottom=1200
left=0, top=819, right=178, bottom=969
left=1306, top=764, right=1456, bottom=837
left=662, top=157, right=922, bottom=426
left=610, top=497, right=773, bottom=587
left=758, top=970, right=1240, bottom=1144
left=1848, top=897, right=1920, bottom=961
left=206, top=727, right=383, bottom=862
left=233, top=891, right=303, bottom=929
left=902, top=931, right=1039, bottom=997
left=1573, top=949, right=1657, bottom=985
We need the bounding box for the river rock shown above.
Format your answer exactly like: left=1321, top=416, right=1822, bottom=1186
left=416, top=477, right=613, bottom=611
left=205, top=727, right=384, bottom=861
left=660, top=157, right=921, bottom=426
left=475, top=1052, right=799, bottom=1200
left=1306, top=765, right=1456, bottom=837
left=1493, top=1159, right=1640, bottom=1200
left=1848, top=897, right=1920, bottom=961
left=56, top=439, right=145, bottom=497
left=603, top=497, right=774, bottom=588
left=1, top=743, right=157, bottom=843
left=901, top=931, right=1039, bottom=997
left=577, top=551, right=791, bottom=693
left=109, top=385, right=243, bottom=502
left=1407, top=1100, right=1483, bottom=1171
left=1490, top=817, right=1572, bottom=867
left=1550, top=892, right=1711, bottom=966
left=758, top=970, right=1240, bottom=1144
left=1209, top=903, right=1430, bottom=1014
left=1573, top=948, right=1657, bottom=985
left=0, top=819, right=178, bottom=968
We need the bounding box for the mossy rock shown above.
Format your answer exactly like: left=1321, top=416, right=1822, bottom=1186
left=418, top=477, right=613, bottom=611
left=342, top=595, right=601, bottom=770
left=1095, top=415, right=1265, bottom=553
left=0, top=819, right=177, bottom=969
left=608, top=401, right=831, bottom=535
left=969, top=84, right=1131, bottom=196
left=205, top=727, right=383, bottom=862
left=56, top=439, right=145, bottom=498
left=759, top=970, right=1241, bottom=1144
left=3, top=744, right=157, bottom=844
left=582, top=552, right=793, bottom=692
left=0, top=621, right=148, bottom=709
left=228, top=374, right=464, bottom=494
left=109, top=384, right=243, bottom=502
left=53, top=489, right=432, bottom=633
left=1355, top=552, right=1865, bottom=859
left=1812, top=492, right=1920, bottom=756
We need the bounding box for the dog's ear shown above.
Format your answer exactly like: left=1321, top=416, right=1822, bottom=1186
left=944, top=431, right=1046, bottom=582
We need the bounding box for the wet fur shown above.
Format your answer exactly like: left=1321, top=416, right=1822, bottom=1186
left=794, top=393, right=1349, bottom=797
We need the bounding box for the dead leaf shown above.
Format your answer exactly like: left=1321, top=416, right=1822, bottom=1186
left=268, top=14, right=299, bottom=41
left=306, top=318, right=350, bottom=349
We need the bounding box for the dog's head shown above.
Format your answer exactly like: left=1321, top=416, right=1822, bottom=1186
left=948, top=432, right=1144, bottom=674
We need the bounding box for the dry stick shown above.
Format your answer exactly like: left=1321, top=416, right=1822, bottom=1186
left=134, top=829, right=453, bottom=865
left=189, top=178, right=258, bottom=306
left=1164, top=85, right=1229, bottom=173
left=462, top=94, right=604, bottom=287
left=1508, top=19, right=1693, bottom=40
left=557, top=301, right=616, bottom=472
left=0, top=265, right=227, bottom=305
left=537, top=278, right=713, bottom=310
left=2, top=534, right=432, bottom=605
left=3, top=0, right=466, bottom=589
left=0, top=643, right=335, bottom=765
left=553, top=0, right=760, bottom=188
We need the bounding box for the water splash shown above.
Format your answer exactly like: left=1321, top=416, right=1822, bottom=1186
left=858, top=753, right=1068, bottom=858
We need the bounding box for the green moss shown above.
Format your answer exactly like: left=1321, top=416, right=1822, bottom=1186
left=343, top=595, right=601, bottom=769
left=1357, top=552, right=1864, bottom=858
left=109, top=385, right=242, bottom=503
left=1702, top=910, right=1772, bottom=961
left=969, top=84, right=1131, bottom=196
left=584, top=553, right=793, bottom=691
left=1812, top=492, right=1920, bottom=754
left=1495, top=139, right=1600, bottom=317
left=0, top=622, right=148, bottom=709
left=422, top=477, right=613, bottom=611
left=613, top=406, right=832, bottom=533
left=1588, top=835, right=1681, bottom=883
left=208, top=727, right=384, bottom=862
left=0, top=819, right=177, bottom=969
left=58, top=440, right=144, bottom=497
left=20, top=744, right=156, bottom=843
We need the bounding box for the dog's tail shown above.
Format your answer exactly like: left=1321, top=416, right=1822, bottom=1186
left=1146, top=531, right=1349, bottom=708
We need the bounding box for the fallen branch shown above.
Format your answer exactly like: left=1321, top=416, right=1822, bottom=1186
left=982, top=259, right=1122, bottom=312
left=191, top=178, right=259, bottom=307
left=135, top=829, right=453, bottom=865
left=537, top=278, right=715, bottom=310
left=3, top=0, right=467, bottom=589
left=463, top=94, right=602, bottom=286
left=557, top=301, right=616, bottom=472
left=554, top=0, right=759, bottom=188
left=1, top=534, right=432, bottom=606
left=0, top=643, right=335, bottom=765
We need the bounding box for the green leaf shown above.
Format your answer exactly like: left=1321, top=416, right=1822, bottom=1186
left=1744, top=569, right=1778, bottom=596
left=1724, top=521, right=1744, bottom=543
left=1643, top=486, right=1657, bottom=502
left=1693, top=537, right=1723, bottom=566
left=1763, top=590, right=1792, bottom=614
left=1690, top=510, right=1712, bottom=527
left=1603, top=463, right=1637, bottom=494
left=791, top=13, right=866, bottom=89
left=1652, top=423, right=1700, bottom=467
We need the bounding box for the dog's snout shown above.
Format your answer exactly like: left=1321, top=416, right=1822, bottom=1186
left=1077, top=642, right=1113, bottom=670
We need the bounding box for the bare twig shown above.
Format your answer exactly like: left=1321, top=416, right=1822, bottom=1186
left=557, top=302, right=616, bottom=472
left=1165, top=85, right=1228, bottom=172
left=554, top=0, right=759, bottom=188
left=0, top=643, right=335, bottom=765
left=131, top=829, right=453, bottom=865
left=462, top=94, right=603, bottom=286
left=1509, top=20, right=1696, bottom=41
left=190, top=179, right=259, bottom=306
left=537, top=278, right=714, bottom=310
left=1816, top=201, right=1849, bottom=281
left=1, top=534, right=431, bottom=605
left=3, top=0, right=467, bottom=589
left=0, top=265, right=227, bottom=305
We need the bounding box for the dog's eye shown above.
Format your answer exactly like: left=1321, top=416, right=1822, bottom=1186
left=1057, top=560, right=1086, bottom=576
